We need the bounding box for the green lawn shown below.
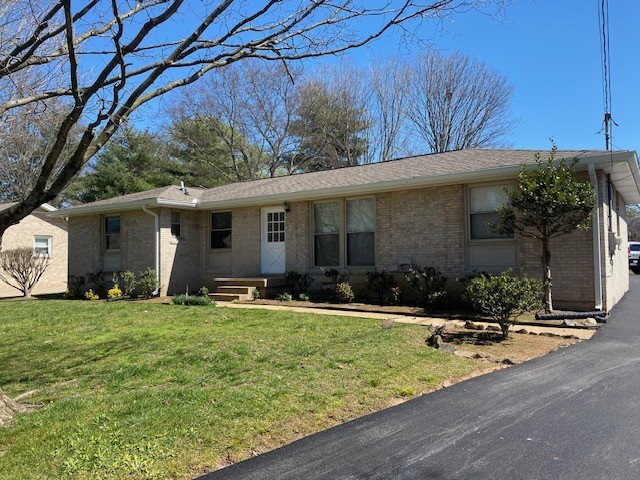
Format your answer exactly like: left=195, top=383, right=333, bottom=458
left=0, top=300, right=484, bottom=479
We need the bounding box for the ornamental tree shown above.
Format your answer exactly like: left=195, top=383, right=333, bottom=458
left=492, top=146, right=596, bottom=312
left=0, top=247, right=50, bottom=298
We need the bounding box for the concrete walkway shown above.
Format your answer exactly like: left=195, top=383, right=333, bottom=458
left=202, top=278, right=640, bottom=480
left=221, top=301, right=595, bottom=340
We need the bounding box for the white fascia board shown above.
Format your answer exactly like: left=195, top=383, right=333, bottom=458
left=39, top=203, right=57, bottom=212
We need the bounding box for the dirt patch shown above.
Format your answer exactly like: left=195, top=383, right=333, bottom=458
left=439, top=327, right=581, bottom=364
left=244, top=299, right=598, bottom=329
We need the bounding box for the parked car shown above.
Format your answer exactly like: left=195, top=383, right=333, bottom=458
left=629, top=242, right=640, bottom=273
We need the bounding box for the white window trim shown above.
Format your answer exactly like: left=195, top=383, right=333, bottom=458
left=34, top=235, right=52, bottom=257
left=311, top=196, right=376, bottom=269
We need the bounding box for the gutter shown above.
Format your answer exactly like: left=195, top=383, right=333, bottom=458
left=588, top=164, right=604, bottom=311
left=142, top=204, right=160, bottom=296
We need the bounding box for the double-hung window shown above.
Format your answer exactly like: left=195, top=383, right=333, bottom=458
left=314, top=202, right=340, bottom=266
left=211, top=212, right=232, bottom=249
left=313, top=198, right=375, bottom=268
left=468, top=185, right=512, bottom=240
left=171, top=211, right=181, bottom=237
left=34, top=235, right=52, bottom=257
left=346, top=198, right=375, bottom=266
left=105, top=216, right=121, bottom=250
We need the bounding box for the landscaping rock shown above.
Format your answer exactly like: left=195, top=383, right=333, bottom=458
left=584, top=318, right=598, bottom=327
left=486, top=325, right=501, bottom=332
left=464, top=321, right=484, bottom=330
left=382, top=319, right=395, bottom=329
left=440, top=343, right=456, bottom=353
left=445, top=321, right=459, bottom=330
left=515, top=328, right=529, bottom=334
left=563, top=334, right=580, bottom=340
left=563, top=319, right=577, bottom=327
left=539, top=332, right=558, bottom=337
left=453, top=349, right=475, bottom=358
left=428, top=334, right=443, bottom=349
left=429, top=322, right=444, bottom=332
left=502, top=357, right=517, bottom=365
left=528, top=331, right=538, bottom=335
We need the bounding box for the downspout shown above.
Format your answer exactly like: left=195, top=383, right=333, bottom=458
left=142, top=204, right=160, bottom=295
left=588, top=164, right=603, bottom=310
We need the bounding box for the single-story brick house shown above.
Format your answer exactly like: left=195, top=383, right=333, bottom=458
left=56, top=149, right=640, bottom=311
left=0, top=203, right=68, bottom=298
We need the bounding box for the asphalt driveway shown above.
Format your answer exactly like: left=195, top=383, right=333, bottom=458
left=202, top=276, right=640, bottom=480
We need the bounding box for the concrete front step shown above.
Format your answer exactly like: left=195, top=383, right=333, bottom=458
left=211, top=292, right=252, bottom=302
left=214, top=277, right=286, bottom=288
left=217, top=286, right=256, bottom=295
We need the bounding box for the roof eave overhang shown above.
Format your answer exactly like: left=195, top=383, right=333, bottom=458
left=51, top=198, right=199, bottom=217
left=53, top=150, right=640, bottom=215
left=197, top=151, right=640, bottom=209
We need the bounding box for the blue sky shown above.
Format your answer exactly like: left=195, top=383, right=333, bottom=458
left=347, top=0, right=638, bottom=151
left=145, top=1, right=637, bottom=152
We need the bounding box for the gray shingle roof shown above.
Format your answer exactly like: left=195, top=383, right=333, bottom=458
left=199, top=149, right=605, bottom=203
left=69, top=185, right=205, bottom=208
left=61, top=148, right=631, bottom=213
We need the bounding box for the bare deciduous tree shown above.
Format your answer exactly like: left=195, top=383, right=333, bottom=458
left=0, top=1, right=508, bottom=241
left=0, top=0, right=507, bottom=422
left=169, top=60, right=299, bottom=181
left=0, top=247, right=50, bottom=298
left=364, top=59, right=412, bottom=163
left=406, top=50, right=516, bottom=153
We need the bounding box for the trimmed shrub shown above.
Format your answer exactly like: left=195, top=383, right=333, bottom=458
left=405, top=266, right=447, bottom=307
left=113, top=271, right=136, bottom=298
left=68, top=275, right=86, bottom=297
left=299, top=293, right=310, bottom=301
left=284, top=271, right=313, bottom=297
left=365, top=270, right=396, bottom=304
left=334, top=282, right=354, bottom=303
left=107, top=285, right=123, bottom=299
left=172, top=294, right=213, bottom=306
left=277, top=292, right=293, bottom=301
left=322, top=268, right=350, bottom=287
left=84, top=289, right=99, bottom=301
left=86, top=270, right=106, bottom=297
left=138, top=268, right=158, bottom=299
left=198, top=286, right=210, bottom=297
left=464, top=270, right=542, bottom=338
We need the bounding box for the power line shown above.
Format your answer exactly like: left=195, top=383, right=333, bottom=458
left=598, top=0, right=615, bottom=151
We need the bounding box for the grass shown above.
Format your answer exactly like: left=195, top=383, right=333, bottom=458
left=0, top=300, right=487, bottom=479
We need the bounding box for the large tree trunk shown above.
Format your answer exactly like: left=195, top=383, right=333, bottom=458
left=542, top=238, right=553, bottom=312
left=0, top=237, right=26, bottom=425
left=0, top=388, right=26, bottom=426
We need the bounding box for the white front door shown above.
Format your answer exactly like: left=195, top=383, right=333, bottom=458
left=261, top=207, right=286, bottom=274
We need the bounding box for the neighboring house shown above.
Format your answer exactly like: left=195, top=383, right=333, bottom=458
left=0, top=203, right=68, bottom=298
left=57, top=149, right=640, bottom=311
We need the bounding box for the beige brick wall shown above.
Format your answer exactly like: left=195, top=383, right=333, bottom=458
left=1, top=211, right=68, bottom=297
left=599, top=170, right=629, bottom=311
left=120, top=210, right=155, bottom=276
left=158, top=208, right=201, bottom=295
left=200, top=206, right=262, bottom=290
left=65, top=168, right=632, bottom=310
left=68, top=215, right=101, bottom=278
left=285, top=201, right=310, bottom=272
